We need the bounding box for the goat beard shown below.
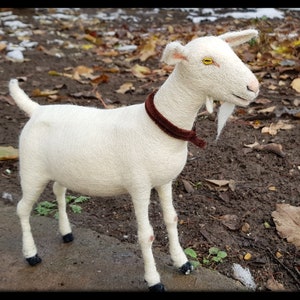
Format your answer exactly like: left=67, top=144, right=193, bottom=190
left=216, top=102, right=235, bottom=140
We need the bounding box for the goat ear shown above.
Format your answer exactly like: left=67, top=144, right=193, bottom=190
left=218, top=29, right=258, bottom=47
left=161, top=41, right=187, bottom=65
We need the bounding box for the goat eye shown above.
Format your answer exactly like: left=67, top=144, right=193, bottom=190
left=202, top=57, right=213, bottom=65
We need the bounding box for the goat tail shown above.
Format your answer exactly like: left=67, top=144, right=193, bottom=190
left=9, top=79, right=39, bottom=116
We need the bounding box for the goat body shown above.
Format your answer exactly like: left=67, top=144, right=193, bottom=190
left=9, top=29, right=259, bottom=291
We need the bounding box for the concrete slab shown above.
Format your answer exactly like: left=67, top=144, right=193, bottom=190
left=0, top=202, right=249, bottom=292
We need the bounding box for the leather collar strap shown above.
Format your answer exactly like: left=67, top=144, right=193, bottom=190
left=145, top=90, right=206, bottom=148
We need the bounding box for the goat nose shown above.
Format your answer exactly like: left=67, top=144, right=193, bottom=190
left=247, top=78, right=259, bottom=94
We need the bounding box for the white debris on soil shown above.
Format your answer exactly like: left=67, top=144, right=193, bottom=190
left=3, top=20, right=30, bottom=30
left=232, top=263, right=257, bottom=291
left=6, top=49, right=24, bottom=62
left=0, top=8, right=293, bottom=64
left=2, top=192, right=13, bottom=202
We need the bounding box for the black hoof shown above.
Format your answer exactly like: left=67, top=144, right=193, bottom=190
left=179, top=261, right=194, bottom=275
left=63, top=233, right=74, bottom=243
left=149, top=283, right=166, bottom=292
left=26, top=254, right=42, bottom=266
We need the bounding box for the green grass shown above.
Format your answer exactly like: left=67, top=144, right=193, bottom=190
left=34, top=195, right=90, bottom=219
left=184, top=246, right=228, bottom=269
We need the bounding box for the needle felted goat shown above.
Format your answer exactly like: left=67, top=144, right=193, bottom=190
left=9, top=29, right=259, bottom=292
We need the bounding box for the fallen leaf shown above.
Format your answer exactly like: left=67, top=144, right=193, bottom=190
left=116, top=82, right=135, bottom=94
left=244, top=141, right=285, bottom=157
left=182, top=179, right=194, bottom=193
left=138, top=35, right=158, bottom=62
left=266, top=277, right=286, bottom=291
left=72, top=65, right=94, bottom=80
left=91, top=74, right=109, bottom=85
left=0, top=42, right=7, bottom=51
left=0, top=146, right=19, bottom=160
left=291, top=78, right=300, bottom=93
left=261, top=120, right=294, bottom=136
left=131, top=64, right=151, bottom=78
left=204, top=179, right=236, bottom=192
left=31, top=89, right=58, bottom=97
left=254, top=97, right=272, bottom=105
left=218, top=214, right=241, bottom=230
left=205, top=179, right=231, bottom=186
left=0, top=95, right=15, bottom=105
left=261, top=124, right=277, bottom=135
left=81, top=44, right=95, bottom=50
left=244, top=140, right=260, bottom=148
left=271, top=203, right=300, bottom=250
left=48, top=70, right=72, bottom=78
left=37, top=45, right=65, bottom=57
left=84, top=33, right=103, bottom=45
left=268, top=84, right=277, bottom=90
left=249, top=120, right=263, bottom=129
left=257, top=106, right=276, bottom=114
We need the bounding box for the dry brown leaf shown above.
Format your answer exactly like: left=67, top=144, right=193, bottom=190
left=218, top=214, right=241, bottom=230
left=72, top=65, right=94, bottom=80
left=257, top=106, right=276, bottom=114
left=0, top=42, right=7, bottom=51
left=254, top=97, right=272, bottom=105
left=31, top=89, right=58, bottom=97
left=205, top=179, right=230, bottom=186
left=139, top=36, right=158, bottom=62
left=94, top=49, right=119, bottom=57
left=182, top=179, right=194, bottom=193
left=91, top=74, right=109, bottom=85
left=204, top=179, right=236, bottom=191
left=131, top=64, right=151, bottom=78
left=116, top=82, right=135, bottom=94
left=37, top=45, right=65, bottom=57
left=291, top=78, right=300, bottom=93
left=48, top=70, right=72, bottom=78
left=271, top=203, right=300, bottom=250
left=261, top=120, right=294, bottom=136
left=266, top=277, right=286, bottom=291
left=249, top=120, right=263, bottom=129
left=0, top=95, right=15, bottom=105
left=268, top=84, right=277, bottom=90
left=244, top=141, right=285, bottom=157
left=0, top=146, right=19, bottom=160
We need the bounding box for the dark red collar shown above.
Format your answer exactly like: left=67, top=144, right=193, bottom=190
left=144, top=90, right=206, bottom=148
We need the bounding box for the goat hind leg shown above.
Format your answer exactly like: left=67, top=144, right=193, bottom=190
left=156, top=183, right=193, bottom=275
left=53, top=181, right=73, bottom=243
left=17, top=180, right=48, bottom=266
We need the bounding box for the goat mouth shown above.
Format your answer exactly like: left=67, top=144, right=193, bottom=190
left=232, top=93, right=251, bottom=104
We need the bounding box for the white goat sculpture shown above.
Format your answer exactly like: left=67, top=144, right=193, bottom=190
left=9, top=29, right=259, bottom=292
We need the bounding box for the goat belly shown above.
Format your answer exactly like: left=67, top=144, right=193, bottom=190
left=18, top=104, right=188, bottom=197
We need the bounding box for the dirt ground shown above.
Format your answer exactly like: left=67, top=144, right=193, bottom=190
left=0, top=8, right=300, bottom=291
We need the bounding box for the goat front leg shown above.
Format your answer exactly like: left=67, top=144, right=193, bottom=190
left=131, top=188, right=165, bottom=292
left=53, top=182, right=73, bottom=243
left=156, top=182, right=193, bottom=275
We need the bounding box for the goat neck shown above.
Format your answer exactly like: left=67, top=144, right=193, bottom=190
left=153, top=68, right=205, bottom=131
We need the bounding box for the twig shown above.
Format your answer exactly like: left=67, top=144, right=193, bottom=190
left=266, top=247, right=300, bottom=289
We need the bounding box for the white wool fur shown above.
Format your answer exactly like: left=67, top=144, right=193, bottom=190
left=9, top=29, right=259, bottom=291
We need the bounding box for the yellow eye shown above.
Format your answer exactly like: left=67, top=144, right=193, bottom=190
left=202, top=57, right=213, bottom=65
